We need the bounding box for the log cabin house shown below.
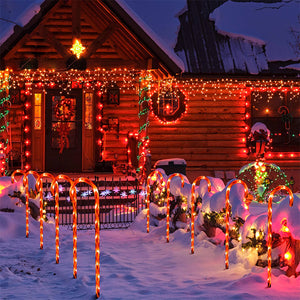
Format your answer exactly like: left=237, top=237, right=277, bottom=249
left=0, top=0, right=299, bottom=185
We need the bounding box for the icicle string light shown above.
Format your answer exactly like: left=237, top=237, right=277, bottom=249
left=166, top=173, right=185, bottom=243
left=70, top=177, right=101, bottom=299
left=190, top=176, right=211, bottom=254
left=35, top=173, right=55, bottom=250
left=225, top=179, right=248, bottom=269
left=267, top=185, right=293, bottom=288
left=146, top=170, right=164, bottom=233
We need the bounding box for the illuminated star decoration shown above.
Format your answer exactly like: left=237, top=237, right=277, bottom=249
left=100, top=190, right=111, bottom=197
left=70, top=39, right=86, bottom=59
left=120, top=191, right=127, bottom=198
left=139, top=190, right=146, bottom=197
left=129, top=189, right=136, bottom=195
left=81, top=190, right=93, bottom=197
left=113, top=187, right=120, bottom=194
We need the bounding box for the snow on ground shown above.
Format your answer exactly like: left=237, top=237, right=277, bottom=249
left=1, top=182, right=300, bottom=299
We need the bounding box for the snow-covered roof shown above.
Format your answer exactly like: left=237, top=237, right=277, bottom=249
left=0, top=0, right=185, bottom=73
left=1, top=0, right=298, bottom=74
left=0, top=0, right=44, bottom=45
left=209, top=0, right=300, bottom=62
left=116, top=0, right=185, bottom=71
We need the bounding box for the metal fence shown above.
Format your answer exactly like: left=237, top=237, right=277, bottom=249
left=44, top=177, right=145, bottom=229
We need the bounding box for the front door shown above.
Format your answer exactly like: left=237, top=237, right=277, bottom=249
left=45, top=89, right=82, bottom=172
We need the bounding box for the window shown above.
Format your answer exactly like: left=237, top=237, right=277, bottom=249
left=251, top=91, right=300, bottom=152
left=84, top=92, right=93, bottom=129
left=107, top=84, right=120, bottom=105
left=34, top=93, right=42, bottom=130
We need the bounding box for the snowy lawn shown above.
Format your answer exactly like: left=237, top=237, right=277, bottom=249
left=1, top=202, right=300, bottom=300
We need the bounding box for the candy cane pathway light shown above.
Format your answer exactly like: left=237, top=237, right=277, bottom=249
left=36, top=173, right=55, bottom=250
left=190, top=176, right=211, bottom=254
left=146, top=170, right=164, bottom=233
left=166, top=173, right=185, bottom=243
left=70, top=177, right=101, bottom=298
left=267, top=185, right=293, bottom=288
left=11, top=170, right=39, bottom=238
left=50, top=174, right=74, bottom=264
left=225, top=179, right=248, bottom=269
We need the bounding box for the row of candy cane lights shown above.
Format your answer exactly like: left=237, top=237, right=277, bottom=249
left=11, top=170, right=100, bottom=299
left=10, top=168, right=294, bottom=296
left=146, top=170, right=294, bottom=288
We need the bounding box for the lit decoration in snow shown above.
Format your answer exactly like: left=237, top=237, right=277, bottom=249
left=225, top=179, right=248, bottom=269
left=36, top=172, right=55, bottom=250
left=266, top=185, right=293, bottom=288
left=70, top=39, right=85, bottom=59
left=70, top=177, right=100, bottom=298
left=166, top=173, right=185, bottom=243
left=238, top=161, right=290, bottom=203
left=50, top=174, right=74, bottom=264
left=284, top=251, right=292, bottom=261
left=190, top=176, right=211, bottom=254
left=146, top=170, right=164, bottom=233
left=11, top=170, right=39, bottom=238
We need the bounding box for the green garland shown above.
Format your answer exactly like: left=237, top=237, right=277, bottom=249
left=136, top=75, right=150, bottom=175
left=0, top=72, right=10, bottom=175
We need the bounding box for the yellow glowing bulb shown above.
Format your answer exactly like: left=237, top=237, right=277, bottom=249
left=284, top=251, right=292, bottom=260
left=70, top=39, right=86, bottom=59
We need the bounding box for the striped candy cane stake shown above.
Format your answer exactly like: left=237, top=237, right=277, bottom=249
left=70, top=177, right=101, bottom=298
left=267, top=186, right=293, bottom=288
left=190, top=176, right=211, bottom=254
left=36, top=172, right=55, bottom=250
left=166, top=173, right=185, bottom=243
left=11, top=170, right=39, bottom=238
left=50, top=174, right=74, bottom=264
left=225, top=179, right=248, bottom=269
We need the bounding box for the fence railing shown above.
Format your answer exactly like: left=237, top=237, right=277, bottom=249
left=43, top=176, right=145, bottom=229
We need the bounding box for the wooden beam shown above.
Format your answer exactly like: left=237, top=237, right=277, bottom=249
left=72, top=0, right=81, bottom=40
left=84, top=25, right=115, bottom=59
left=38, top=25, right=69, bottom=58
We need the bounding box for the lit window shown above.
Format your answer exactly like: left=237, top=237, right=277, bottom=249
left=84, top=93, right=93, bottom=129
left=34, top=93, right=42, bottom=130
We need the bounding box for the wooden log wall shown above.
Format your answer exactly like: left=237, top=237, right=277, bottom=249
left=148, top=82, right=300, bottom=178
left=101, top=88, right=139, bottom=166
left=6, top=104, right=24, bottom=165
left=148, top=83, right=247, bottom=175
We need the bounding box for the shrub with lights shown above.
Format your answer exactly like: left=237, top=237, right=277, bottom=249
left=241, top=193, right=300, bottom=277
left=238, top=161, right=291, bottom=203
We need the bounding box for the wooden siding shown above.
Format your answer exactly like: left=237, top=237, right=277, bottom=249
left=148, top=82, right=300, bottom=175
left=101, top=89, right=139, bottom=166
